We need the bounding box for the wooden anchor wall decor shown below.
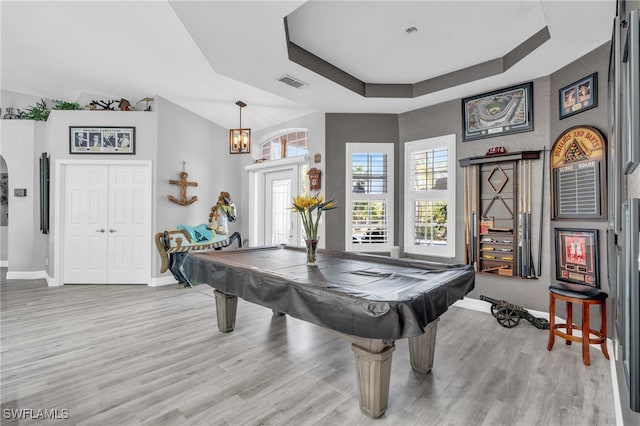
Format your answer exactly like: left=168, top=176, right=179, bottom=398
left=168, top=170, right=198, bottom=206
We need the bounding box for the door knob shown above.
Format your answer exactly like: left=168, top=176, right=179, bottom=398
left=96, top=228, right=105, bottom=233
left=109, top=229, right=117, bottom=233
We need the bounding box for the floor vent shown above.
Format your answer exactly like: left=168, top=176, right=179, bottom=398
left=278, top=75, right=307, bottom=89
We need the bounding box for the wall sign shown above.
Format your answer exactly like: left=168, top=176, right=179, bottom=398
left=551, top=126, right=606, bottom=220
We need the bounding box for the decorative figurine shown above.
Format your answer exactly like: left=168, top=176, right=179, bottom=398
left=480, top=295, right=549, bottom=329
left=118, top=98, right=132, bottom=111
left=89, top=99, right=117, bottom=110
left=136, top=97, right=154, bottom=111
left=154, top=191, right=241, bottom=287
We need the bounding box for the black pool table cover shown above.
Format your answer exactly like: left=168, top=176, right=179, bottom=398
left=184, top=245, right=475, bottom=340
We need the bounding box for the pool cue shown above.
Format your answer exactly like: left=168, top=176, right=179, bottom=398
left=528, top=160, right=535, bottom=277
left=537, top=148, right=545, bottom=276
left=517, top=161, right=522, bottom=276
left=524, top=160, right=529, bottom=277
left=472, top=165, right=478, bottom=270
left=464, top=167, right=469, bottom=264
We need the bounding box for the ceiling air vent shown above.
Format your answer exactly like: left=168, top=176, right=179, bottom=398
left=278, top=74, right=307, bottom=89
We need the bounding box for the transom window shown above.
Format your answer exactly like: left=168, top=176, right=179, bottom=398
left=261, top=130, right=308, bottom=160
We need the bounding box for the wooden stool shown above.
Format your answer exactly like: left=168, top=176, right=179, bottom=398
left=547, top=282, right=609, bottom=366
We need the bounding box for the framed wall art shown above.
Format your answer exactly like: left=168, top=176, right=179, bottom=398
left=550, top=126, right=606, bottom=220
left=69, top=126, right=135, bottom=154
left=559, top=73, right=598, bottom=119
left=462, top=82, right=533, bottom=142
left=554, top=228, right=599, bottom=287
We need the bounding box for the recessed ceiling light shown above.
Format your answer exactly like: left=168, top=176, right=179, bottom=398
left=405, top=26, right=418, bottom=34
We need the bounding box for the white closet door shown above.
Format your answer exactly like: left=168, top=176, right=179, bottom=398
left=107, top=165, right=150, bottom=284
left=64, top=165, right=109, bottom=283
left=63, top=163, right=151, bottom=285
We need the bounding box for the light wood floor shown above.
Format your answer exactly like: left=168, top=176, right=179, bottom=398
left=1, top=271, right=615, bottom=425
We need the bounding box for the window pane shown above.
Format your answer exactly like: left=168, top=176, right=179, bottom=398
left=271, top=179, right=291, bottom=244
left=261, top=131, right=308, bottom=160
left=351, top=200, right=388, bottom=244
left=352, top=153, right=387, bottom=194
left=410, top=148, right=448, bottom=191
left=412, top=200, right=448, bottom=246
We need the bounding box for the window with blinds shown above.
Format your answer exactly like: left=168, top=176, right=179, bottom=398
left=404, top=135, right=456, bottom=257
left=346, top=144, right=394, bottom=252
left=261, top=130, right=308, bottom=160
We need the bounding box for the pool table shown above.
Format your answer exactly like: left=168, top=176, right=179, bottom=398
left=184, top=245, right=475, bottom=418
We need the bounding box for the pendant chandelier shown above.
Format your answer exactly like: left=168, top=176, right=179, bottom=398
left=229, top=100, right=250, bottom=154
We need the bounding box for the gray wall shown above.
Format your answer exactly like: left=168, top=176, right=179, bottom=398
left=325, top=113, right=399, bottom=250
left=549, top=42, right=612, bottom=320
left=324, top=44, right=610, bottom=315
left=155, top=97, right=243, bottom=277
left=398, top=76, right=552, bottom=312
left=0, top=120, right=40, bottom=273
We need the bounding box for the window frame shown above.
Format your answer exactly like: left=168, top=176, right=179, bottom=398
left=260, top=128, right=308, bottom=161
left=345, top=143, right=394, bottom=252
left=404, top=134, right=456, bottom=258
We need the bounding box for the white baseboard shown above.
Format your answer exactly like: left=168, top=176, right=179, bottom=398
left=454, top=296, right=558, bottom=324
left=5, top=270, right=48, bottom=280
left=453, top=296, right=491, bottom=313
left=149, top=276, right=178, bottom=287
left=0, top=260, right=8, bottom=267
left=46, top=272, right=61, bottom=287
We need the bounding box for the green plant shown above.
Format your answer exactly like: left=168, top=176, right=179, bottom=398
left=25, top=98, right=50, bottom=121
left=52, top=100, right=82, bottom=110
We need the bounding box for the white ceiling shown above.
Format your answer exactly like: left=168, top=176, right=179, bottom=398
left=1, top=1, right=616, bottom=131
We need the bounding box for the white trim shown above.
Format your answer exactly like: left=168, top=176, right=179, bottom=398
left=0, top=260, right=7, bottom=267
left=149, top=276, right=179, bottom=287
left=609, top=339, right=624, bottom=426
left=404, top=134, right=456, bottom=258
left=345, top=143, right=394, bottom=252
left=246, top=158, right=307, bottom=247
left=256, top=128, right=309, bottom=162
left=245, top=155, right=307, bottom=171
left=54, top=159, right=153, bottom=286
left=258, top=128, right=308, bottom=146
left=46, top=273, right=60, bottom=287
left=6, top=270, right=48, bottom=280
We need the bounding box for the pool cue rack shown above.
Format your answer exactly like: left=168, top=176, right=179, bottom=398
left=459, top=151, right=541, bottom=278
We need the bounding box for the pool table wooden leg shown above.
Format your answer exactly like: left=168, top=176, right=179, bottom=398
left=408, top=318, right=439, bottom=373
left=214, top=290, right=237, bottom=333
left=349, top=338, right=396, bottom=419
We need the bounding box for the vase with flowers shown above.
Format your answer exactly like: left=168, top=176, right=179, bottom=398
left=291, top=193, right=336, bottom=265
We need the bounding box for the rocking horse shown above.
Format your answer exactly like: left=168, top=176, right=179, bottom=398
left=155, top=191, right=242, bottom=287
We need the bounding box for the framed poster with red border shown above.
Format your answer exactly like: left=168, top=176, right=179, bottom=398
left=554, top=228, right=599, bottom=286
left=550, top=126, right=606, bottom=220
